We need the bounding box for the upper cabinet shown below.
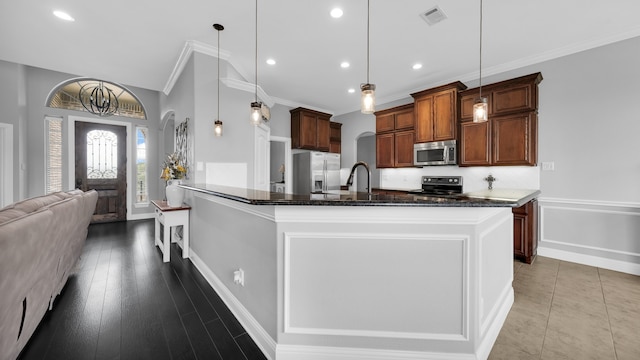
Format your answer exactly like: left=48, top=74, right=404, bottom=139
left=329, top=121, right=342, bottom=154
left=374, top=104, right=415, bottom=168
left=291, top=107, right=332, bottom=152
left=411, top=82, right=467, bottom=143
left=459, top=73, right=543, bottom=167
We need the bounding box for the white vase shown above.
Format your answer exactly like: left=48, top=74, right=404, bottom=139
left=166, top=179, right=185, bottom=207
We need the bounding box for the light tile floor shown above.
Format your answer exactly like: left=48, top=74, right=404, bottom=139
left=489, top=256, right=640, bottom=360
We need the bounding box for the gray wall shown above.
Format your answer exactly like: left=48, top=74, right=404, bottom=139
left=0, top=60, right=162, bottom=216
left=0, top=60, right=27, bottom=201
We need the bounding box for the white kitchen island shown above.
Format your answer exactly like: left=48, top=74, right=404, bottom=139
left=181, top=185, right=533, bottom=360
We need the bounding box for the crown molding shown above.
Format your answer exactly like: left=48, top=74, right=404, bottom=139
left=163, top=40, right=233, bottom=96
left=221, top=78, right=275, bottom=108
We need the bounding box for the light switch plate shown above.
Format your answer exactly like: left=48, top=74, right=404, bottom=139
left=541, top=162, right=555, bottom=171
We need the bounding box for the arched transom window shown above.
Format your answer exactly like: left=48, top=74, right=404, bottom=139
left=46, top=78, right=147, bottom=120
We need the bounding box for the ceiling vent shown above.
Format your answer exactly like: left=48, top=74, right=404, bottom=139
left=420, top=6, right=447, bottom=26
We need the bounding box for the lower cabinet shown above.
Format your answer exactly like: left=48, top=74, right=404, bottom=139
left=513, top=199, right=538, bottom=264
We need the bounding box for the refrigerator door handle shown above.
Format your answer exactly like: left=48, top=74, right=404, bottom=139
left=323, top=159, right=327, bottom=193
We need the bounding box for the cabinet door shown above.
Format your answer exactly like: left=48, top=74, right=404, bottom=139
left=459, top=121, right=491, bottom=166
left=414, top=95, right=433, bottom=143
left=493, top=112, right=536, bottom=166
left=376, top=133, right=395, bottom=168
left=376, top=114, right=395, bottom=133
left=395, top=109, right=414, bottom=130
left=492, top=83, right=535, bottom=116
left=433, top=90, right=456, bottom=141
left=394, top=130, right=415, bottom=167
left=316, top=116, right=330, bottom=152
left=299, top=113, right=317, bottom=149
left=513, top=212, right=526, bottom=258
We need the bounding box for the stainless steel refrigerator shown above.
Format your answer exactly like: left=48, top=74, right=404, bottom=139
left=293, top=152, right=341, bottom=194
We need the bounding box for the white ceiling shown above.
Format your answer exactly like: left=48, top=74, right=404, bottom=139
left=1, top=0, right=639, bottom=115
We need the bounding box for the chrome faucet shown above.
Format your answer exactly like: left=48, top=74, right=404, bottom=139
left=346, top=161, right=371, bottom=194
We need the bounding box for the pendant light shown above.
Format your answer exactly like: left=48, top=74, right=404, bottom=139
left=213, top=23, right=224, bottom=136
left=473, top=0, right=488, bottom=123
left=360, top=0, right=375, bottom=114
left=250, top=0, right=263, bottom=125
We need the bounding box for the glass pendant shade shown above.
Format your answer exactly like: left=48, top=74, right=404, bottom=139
left=214, top=120, right=223, bottom=136
left=250, top=102, right=262, bottom=125
left=473, top=97, right=488, bottom=123
left=360, top=83, right=376, bottom=114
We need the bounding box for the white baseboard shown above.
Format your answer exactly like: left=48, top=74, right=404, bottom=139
left=538, top=246, right=640, bottom=276
left=275, top=345, right=477, bottom=360
left=128, top=212, right=154, bottom=221
left=189, top=250, right=277, bottom=360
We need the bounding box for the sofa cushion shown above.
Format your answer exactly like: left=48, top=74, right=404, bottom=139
left=13, top=194, right=65, bottom=213
left=0, top=208, right=27, bottom=225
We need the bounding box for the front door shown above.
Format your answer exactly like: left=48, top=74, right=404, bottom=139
left=75, top=121, right=127, bottom=223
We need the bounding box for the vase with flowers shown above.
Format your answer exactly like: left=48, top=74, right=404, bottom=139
left=161, top=152, right=187, bottom=207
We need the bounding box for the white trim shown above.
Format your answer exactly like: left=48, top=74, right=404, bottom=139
left=269, top=136, right=293, bottom=194
left=538, top=246, right=640, bottom=276
left=189, top=250, right=276, bottom=360
left=283, top=232, right=469, bottom=341
left=128, top=212, right=154, bottom=220
left=67, top=116, right=133, bottom=220
left=475, top=285, right=514, bottom=360
left=274, top=206, right=505, bottom=225
left=538, top=199, right=640, bottom=275
left=0, top=123, right=13, bottom=207
left=275, top=344, right=477, bottom=360
left=221, top=77, right=275, bottom=108
left=538, top=196, right=640, bottom=209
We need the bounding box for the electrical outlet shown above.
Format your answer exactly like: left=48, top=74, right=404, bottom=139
left=233, top=269, right=245, bottom=286
left=541, top=162, right=555, bottom=171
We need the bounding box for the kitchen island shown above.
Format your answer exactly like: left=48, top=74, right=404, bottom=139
left=180, top=184, right=539, bottom=360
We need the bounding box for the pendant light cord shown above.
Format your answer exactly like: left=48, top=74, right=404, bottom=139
left=478, top=0, right=483, bottom=97
left=255, top=0, right=258, bottom=103
left=366, top=0, right=370, bottom=84
left=217, top=29, right=220, bottom=120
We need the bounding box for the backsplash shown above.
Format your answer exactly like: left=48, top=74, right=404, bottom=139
left=379, top=166, right=540, bottom=192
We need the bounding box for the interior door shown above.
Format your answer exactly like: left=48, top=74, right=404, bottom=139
left=75, top=121, right=127, bottom=223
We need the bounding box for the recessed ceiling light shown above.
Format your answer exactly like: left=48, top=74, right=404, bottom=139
left=330, top=8, right=343, bottom=18
left=340, top=62, right=350, bottom=68
left=348, top=88, right=355, bottom=93
left=53, top=10, right=74, bottom=22
left=266, top=58, right=276, bottom=65
left=412, top=63, right=423, bottom=70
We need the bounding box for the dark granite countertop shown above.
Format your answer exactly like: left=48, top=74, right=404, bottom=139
left=181, top=183, right=540, bottom=207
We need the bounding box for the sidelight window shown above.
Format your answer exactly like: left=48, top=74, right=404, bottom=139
left=136, top=126, right=149, bottom=204
left=45, top=116, right=63, bottom=193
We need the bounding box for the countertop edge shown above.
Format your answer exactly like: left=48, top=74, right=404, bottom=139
left=181, top=184, right=539, bottom=208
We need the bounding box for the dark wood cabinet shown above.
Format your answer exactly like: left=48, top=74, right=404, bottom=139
left=411, top=82, right=467, bottom=143
left=460, top=121, right=491, bottom=166
left=459, top=73, right=542, bottom=167
left=394, top=130, right=415, bottom=167
left=329, top=122, right=342, bottom=154
left=493, top=112, right=537, bottom=166
left=513, top=199, right=538, bottom=264
left=375, top=104, right=415, bottom=168
left=291, top=107, right=332, bottom=152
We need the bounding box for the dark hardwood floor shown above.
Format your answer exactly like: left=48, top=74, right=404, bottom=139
left=18, top=219, right=267, bottom=360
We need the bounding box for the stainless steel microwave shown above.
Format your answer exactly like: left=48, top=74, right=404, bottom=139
left=414, top=140, right=457, bottom=166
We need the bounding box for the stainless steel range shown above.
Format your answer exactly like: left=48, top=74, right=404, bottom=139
left=409, top=176, right=463, bottom=196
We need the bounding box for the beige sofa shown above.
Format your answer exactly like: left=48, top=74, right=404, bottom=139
left=0, top=189, right=98, bottom=360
